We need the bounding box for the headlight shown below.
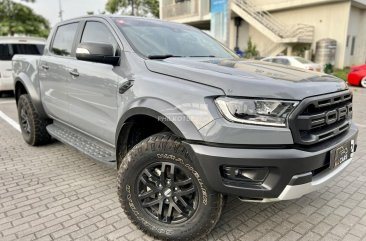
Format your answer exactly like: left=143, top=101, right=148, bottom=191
left=215, top=97, right=298, bottom=127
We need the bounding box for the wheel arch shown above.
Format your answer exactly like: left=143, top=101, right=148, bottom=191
left=115, top=103, right=204, bottom=167
left=14, top=74, right=47, bottom=119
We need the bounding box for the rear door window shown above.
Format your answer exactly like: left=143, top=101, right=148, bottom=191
left=0, top=44, right=11, bottom=60
left=0, top=44, right=44, bottom=60
left=11, top=44, right=44, bottom=55
left=51, top=23, right=79, bottom=56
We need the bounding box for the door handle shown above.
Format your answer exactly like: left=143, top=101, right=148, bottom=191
left=69, top=69, right=79, bottom=77
left=41, top=64, right=49, bottom=70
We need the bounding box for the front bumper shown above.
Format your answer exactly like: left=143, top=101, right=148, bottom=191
left=184, top=124, right=358, bottom=201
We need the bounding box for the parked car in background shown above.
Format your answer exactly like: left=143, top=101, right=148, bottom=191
left=261, top=56, right=322, bottom=72
left=348, top=64, right=366, bottom=88
left=0, top=37, right=45, bottom=97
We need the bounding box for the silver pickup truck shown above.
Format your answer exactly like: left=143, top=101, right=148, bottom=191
left=12, top=15, right=358, bottom=241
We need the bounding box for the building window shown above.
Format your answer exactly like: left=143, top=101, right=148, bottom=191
left=351, top=36, right=356, bottom=56
left=346, top=35, right=350, bottom=48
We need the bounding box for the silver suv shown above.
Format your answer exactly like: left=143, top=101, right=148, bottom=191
left=0, top=37, right=45, bottom=96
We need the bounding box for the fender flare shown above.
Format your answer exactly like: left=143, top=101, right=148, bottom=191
left=115, top=98, right=204, bottom=147
left=14, top=74, right=47, bottom=119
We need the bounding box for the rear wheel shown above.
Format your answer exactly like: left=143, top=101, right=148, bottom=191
left=17, top=94, right=51, bottom=146
left=361, top=77, right=366, bottom=88
left=117, top=133, right=223, bottom=241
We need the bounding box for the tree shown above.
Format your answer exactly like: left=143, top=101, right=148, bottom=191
left=244, top=38, right=259, bottom=59
left=0, top=0, right=50, bottom=38
left=105, top=0, right=159, bottom=18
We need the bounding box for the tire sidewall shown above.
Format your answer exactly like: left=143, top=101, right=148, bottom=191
left=118, top=137, right=220, bottom=240
left=361, top=77, right=366, bottom=88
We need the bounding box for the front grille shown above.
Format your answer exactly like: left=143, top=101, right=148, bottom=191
left=289, top=91, right=353, bottom=145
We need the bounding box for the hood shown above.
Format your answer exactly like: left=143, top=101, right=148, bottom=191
left=145, top=58, right=347, bottom=100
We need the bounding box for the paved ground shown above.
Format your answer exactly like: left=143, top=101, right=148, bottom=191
left=1, top=88, right=366, bottom=241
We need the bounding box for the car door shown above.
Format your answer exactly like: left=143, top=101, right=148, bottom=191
left=39, top=22, right=79, bottom=122
left=67, top=20, right=123, bottom=144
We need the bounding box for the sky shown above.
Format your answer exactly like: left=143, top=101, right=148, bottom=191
left=14, top=0, right=108, bottom=27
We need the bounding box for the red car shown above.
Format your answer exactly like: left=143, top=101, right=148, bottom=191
left=348, top=64, right=366, bottom=87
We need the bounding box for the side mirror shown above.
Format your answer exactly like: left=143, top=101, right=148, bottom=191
left=76, top=42, right=120, bottom=66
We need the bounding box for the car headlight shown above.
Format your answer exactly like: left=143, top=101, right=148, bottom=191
left=215, top=97, right=298, bottom=127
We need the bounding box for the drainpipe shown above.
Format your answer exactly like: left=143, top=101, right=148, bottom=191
left=234, top=17, right=241, bottom=51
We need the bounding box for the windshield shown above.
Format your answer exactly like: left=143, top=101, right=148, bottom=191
left=294, top=57, right=313, bottom=64
left=0, top=44, right=44, bottom=61
left=113, top=17, right=236, bottom=59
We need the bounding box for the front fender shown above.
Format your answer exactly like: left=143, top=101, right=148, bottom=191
left=115, top=98, right=205, bottom=146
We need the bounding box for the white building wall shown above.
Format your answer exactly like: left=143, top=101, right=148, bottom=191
left=345, top=6, right=366, bottom=66
left=263, top=1, right=350, bottom=68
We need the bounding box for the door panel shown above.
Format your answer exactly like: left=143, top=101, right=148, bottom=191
left=39, top=22, right=79, bottom=122
left=39, top=56, right=71, bottom=121
left=67, top=21, right=122, bottom=144
left=67, top=61, right=121, bottom=144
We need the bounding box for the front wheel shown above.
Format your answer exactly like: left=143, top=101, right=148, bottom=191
left=117, top=134, right=223, bottom=241
left=361, top=77, right=366, bottom=88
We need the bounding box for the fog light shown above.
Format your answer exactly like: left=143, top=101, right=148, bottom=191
left=221, top=166, right=269, bottom=183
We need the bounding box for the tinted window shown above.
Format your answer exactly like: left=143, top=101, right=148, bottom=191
left=0, top=44, right=44, bottom=60
left=351, top=36, right=356, bottom=56
left=0, top=44, right=11, bottom=60
left=273, top=58, right=290, bottom=65
left=51, top=23, right=78, bottom=56
left=113, top=17, right=236, bottom=58
left=81, top=21, right=119, bottom=56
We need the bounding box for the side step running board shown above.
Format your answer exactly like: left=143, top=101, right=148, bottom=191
left=46, top=122, right=116, bottom=166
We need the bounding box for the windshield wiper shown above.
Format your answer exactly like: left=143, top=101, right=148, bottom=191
left=147, top=54, right=183, bottom=59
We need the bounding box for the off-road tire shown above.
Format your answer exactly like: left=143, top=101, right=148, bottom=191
left=117, top=133, right=223, bottom=241
left=17, top=94, right=51, bottom=146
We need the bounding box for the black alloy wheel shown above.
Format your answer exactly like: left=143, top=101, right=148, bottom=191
left=137, top=162, right=198, bottom=224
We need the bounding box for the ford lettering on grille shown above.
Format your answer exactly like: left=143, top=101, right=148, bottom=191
left=289, top=91, right=353, bottom=145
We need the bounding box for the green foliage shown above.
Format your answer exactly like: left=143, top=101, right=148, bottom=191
left=333, top=67, right=350, bottom=81
left=244, top=38, right=258, bottom=59
left=0, top=0, right=50, bottom=38
left=105, top=0, right=159, bottom=17
left=324, top=63, right=333, bottom=74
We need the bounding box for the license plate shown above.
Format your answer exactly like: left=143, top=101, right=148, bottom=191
left=330, top=140, right=355, bottom=168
